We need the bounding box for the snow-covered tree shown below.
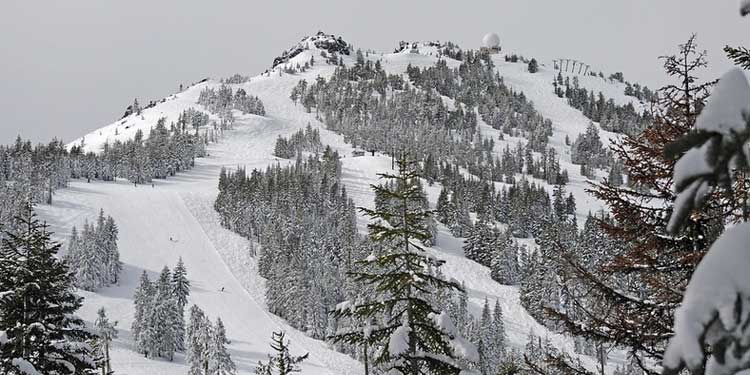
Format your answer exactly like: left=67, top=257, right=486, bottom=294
left=94, top=307, right=118, bottom=375
left=187, top=305, right=212, bottom=375
left=331, top=158, right=477, bottom=374
left=172, top=257, right=190, bottom=350
left=256, top=331, right=308, bottom=375
left=209, top=318, right=236, bottom=375
left=462, top=220, right=496, bottom=267
left=66, top=210, right=121, bottom=291
left=528, top=58, right=539, bottom=73
left=0, top=207, right=97, bottom=374
left=103, top=215, right=121, bottom=284
left=132, top=271, right=154, bottom=348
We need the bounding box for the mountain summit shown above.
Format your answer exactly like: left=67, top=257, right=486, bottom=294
left=272, top=31, right=350, bottom=68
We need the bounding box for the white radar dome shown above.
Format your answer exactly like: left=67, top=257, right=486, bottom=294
left=482, top=33, right=500, bottom=49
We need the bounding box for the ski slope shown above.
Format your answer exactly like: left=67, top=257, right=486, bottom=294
left=43, top=36, right=642, bottom=374
left=38, top=113, right=362, bottom=375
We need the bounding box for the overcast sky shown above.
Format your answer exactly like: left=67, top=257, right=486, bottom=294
left=1, top=1, right=748, bottom=145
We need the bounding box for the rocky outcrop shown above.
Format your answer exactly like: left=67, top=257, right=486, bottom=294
left=272, top=31, right=350, bottom=68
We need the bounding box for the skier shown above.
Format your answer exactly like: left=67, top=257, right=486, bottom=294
left=220, top=287, right=225, bottom=292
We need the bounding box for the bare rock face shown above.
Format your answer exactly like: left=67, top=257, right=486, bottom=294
left=272, top=31, right=350, bottom=68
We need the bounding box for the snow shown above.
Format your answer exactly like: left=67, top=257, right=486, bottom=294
left=664, top=222, right=750, bottom=373
left=673, top=142, right=714, bottom=191
left=431, top=311, right=479, bottom=362
left=388, top=320, right=411, bottom=356
left=695, top=67, right=750, bottom=135
left=11, top=358, right=43, bottom=375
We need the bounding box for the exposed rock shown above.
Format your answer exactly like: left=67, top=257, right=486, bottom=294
left=272, top=31, right=350, bottom=68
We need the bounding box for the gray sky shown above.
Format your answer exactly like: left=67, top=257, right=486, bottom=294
left=1, top=1, right=748, bottom=145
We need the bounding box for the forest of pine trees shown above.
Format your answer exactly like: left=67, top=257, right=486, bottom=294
left=131, top=259, right=191, bottom=361
left=552, top=72, right=653, bottom=135
left=94, top=307, right=118, bottom=375
left=65, top=208, right=121, bottom=291
left=197, top=84, right=265, bottom=127
left=511, top=35, right=750, bottom=374
left=0, top=120, right=208, bottom=228
left=215, top=148, right=367, bottom=338
left=273, top=123, right=323, bottom=158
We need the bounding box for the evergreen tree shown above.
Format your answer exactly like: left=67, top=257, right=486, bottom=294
left=331, top=158, right=475, bottom=374
left=490, top=236, right=520, bottom=285
left=172, top=257, right=190, bottom=351
left=209, top=318, right=236, bottom=375
left=66, top=211, right=120, bottom=290
left=94, top=307, right=118, bottom=375
left=528, top=58, right=539, bottom=73
left=132, top=271, right=154, bottom=351
left=256, top=331, right=308, bottom=375
left=0, top=207, right=97, bottom=374
left=75, top=220, right=105, bottom=291
left=187, top=305, right=212, bottom=375
left=462, top=221, right=496, bottom=267
left=103, top=215, right=121, bottom=284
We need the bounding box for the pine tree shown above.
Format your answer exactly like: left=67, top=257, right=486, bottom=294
left=256, top=331, right=308, bottom=375
left=75, top=220, right=105, bottom=291
left=65, top=225, right=80, bottom=263
left=66, top=211, right=120, bottom=290
left=490, top=235, right=519, bottom=285
left=187, top=305, right=212, bottom=375
left=528, top=58, right=539, bottom=73
left=132, top=271, right=154, bottom=351
left=140, top=266, right=179, bottom=360
left=0, top=207, right=97, bottom=374
left=103, top=215, right=121, bottom=284
left=209, top=318, right=236, bottom=375
left=331, top=157, right=475, bottom=374
left=493, top=299, right=506, bottom=351
left=172, top=257, right=190, bottom=350
left=94, top=307, right=118, bottom=375
left=462, top=221, right=495, bottom=267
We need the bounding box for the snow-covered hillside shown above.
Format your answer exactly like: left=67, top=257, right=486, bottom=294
left=46, top=33, right=646, bottom=374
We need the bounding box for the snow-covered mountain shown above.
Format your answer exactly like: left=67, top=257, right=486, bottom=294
left=47, top=32, right=651, bottom=374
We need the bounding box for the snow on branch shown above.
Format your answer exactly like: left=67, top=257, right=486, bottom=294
left=666, top=68, right=750, bottom=234
left=664, top=223, right=750, bottom=374
left=663, top=67, right=750, bottom=374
